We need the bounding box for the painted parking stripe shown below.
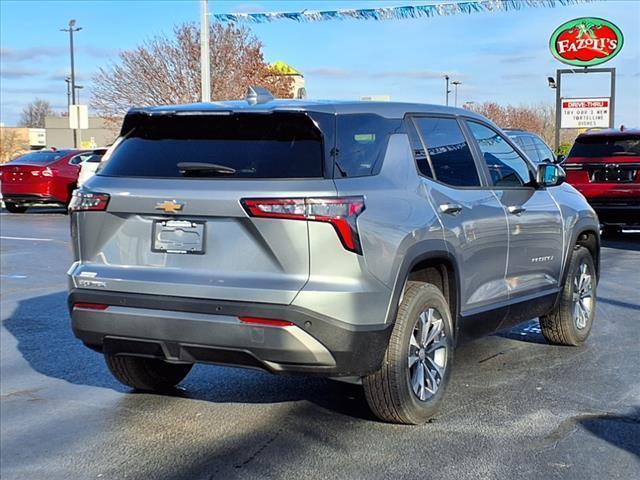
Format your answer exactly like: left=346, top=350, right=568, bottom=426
left=0, top=236, right=53, bottom=242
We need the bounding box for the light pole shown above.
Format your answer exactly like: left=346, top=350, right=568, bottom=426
left=547, top=75, right=559, bottom=152
left=452, top=80, right=462, bottom=107
left=200, top=0, right=211, bottom=102
left=443, top=75, right=451, bottom=106
left=61, top=19, right=82, bottom=148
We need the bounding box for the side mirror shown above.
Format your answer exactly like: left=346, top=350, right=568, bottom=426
left=537, top=162, right=565, bottom=187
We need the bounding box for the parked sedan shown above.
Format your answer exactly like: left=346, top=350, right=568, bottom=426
left=77, top=148, right=107, bottom=186
left=0, top=149, right=90, bottom=213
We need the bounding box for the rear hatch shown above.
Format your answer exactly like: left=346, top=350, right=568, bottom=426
left=69, top=111, right=337, bottom=304
left=564, top=134, right=640, bottom=195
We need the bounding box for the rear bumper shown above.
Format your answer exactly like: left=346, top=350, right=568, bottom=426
left=68, top=289, right=392, bottom=377
left=1, top=193, right=66, bottom=205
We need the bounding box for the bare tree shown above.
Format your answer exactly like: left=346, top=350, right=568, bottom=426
left=92, top=23, right=293, bottom=123
left=19, top=99, right=54, bottom=128
left=465, top=102, right=581, bottom=151
left=0, top=129, right=29, bottom=163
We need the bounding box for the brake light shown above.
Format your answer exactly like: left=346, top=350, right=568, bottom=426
left=241, top=196, right=366, bottom=254
left=68, top=191, right=110, bottom=212
left=238, top=316, right=294, bottom=327
left=73, top=303, right=109, bottom=310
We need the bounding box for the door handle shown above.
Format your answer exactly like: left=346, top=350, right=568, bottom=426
left=508, top=205, right=527, bottom=215
left=439, top=203, right=463, bottom=216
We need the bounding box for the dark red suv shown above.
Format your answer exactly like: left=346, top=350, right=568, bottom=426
left=564, top=128, right=640, bottom=235
left=1, top=149, right=91, bottom=213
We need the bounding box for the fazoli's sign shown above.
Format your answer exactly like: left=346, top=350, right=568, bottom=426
left=550, top=17, right=623, bottom=67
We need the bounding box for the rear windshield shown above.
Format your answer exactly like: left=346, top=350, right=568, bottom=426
left=11, top=151, right=69, bottom=164
left=568, top=135, right=640, bottom=159
left=99, top=113, right=324, bottom=179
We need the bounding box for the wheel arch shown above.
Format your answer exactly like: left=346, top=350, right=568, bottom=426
left=386, top=243, right=460, bottom=337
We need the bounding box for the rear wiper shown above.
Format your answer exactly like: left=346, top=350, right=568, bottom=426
left=177, top=162, right=236, bottom=176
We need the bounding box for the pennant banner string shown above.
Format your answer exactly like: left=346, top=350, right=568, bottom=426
left=211, top=0, right=597, bottom=24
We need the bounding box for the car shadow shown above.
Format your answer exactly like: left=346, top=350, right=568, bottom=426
left=578, top=408, right=640, bottom=458
left=2, top=290, right=376, bottom=420
left=1, top=206, right=67, bottom=215
left=601, top=231, right=640, bottom=252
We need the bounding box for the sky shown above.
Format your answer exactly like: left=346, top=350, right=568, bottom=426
left=1, top=0, right=639, bottom=126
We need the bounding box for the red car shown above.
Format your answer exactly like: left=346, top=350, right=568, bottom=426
left=563, top=128, right=640, bottom=235
left=1, top=149, right=91, bottom=213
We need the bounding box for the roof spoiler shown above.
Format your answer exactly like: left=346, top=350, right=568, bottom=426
left=246, top=86, right=274, bottom=105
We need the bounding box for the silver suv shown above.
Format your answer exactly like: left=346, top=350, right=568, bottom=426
left=68, top=92, right=600, bottom=424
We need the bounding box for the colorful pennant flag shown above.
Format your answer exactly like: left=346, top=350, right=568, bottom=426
left=211, top=0, right=597, bottom=24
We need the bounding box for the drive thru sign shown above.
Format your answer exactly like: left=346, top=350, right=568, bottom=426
left=560, top=97, right=610, bottom=129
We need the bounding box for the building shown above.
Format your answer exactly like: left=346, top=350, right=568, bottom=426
left=44, top=116, right=119, bottom=149
left=270, top=61, right=306, bottom=99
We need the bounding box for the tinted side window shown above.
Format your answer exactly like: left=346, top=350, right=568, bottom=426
left=468, top=122, right=533, bottom=187
left=335, top=114, right=401, bottom=177
left=405, top=119, right=432, bottom=178
left=414, top=117, right=480, bottom=187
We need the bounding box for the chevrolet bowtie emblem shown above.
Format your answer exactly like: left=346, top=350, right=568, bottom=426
left=155, top=200, right=184, bottom=214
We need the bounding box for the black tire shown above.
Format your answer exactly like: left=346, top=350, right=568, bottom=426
left=104, top=354, right=193, bottom=392
left=540, top=246, right=596, bottom=346
left=601, top=225, right=622, bottom=238
left=363, top=282, right=454, bottom=424
left=4, top=202, right=27, bottom=213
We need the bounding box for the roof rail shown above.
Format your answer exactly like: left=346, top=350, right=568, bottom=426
left=246, top=86, right=274, bottom=105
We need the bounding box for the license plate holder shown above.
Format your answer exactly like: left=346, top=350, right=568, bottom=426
left=152, top=219, right=205, bottom=254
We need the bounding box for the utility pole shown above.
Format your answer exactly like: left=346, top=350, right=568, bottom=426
left=452, top=80, right=462, bottom=107
left=200, top=0, right=211, bottom=102
left=444, top=75, right=451, bottom=106
left=61, top=19, right=81, bottom=148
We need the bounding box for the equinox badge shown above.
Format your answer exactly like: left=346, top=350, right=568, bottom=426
left=155, top=200, right=184, bottom=214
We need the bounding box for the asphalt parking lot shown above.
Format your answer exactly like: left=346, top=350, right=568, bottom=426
left=1, top=209, right=639, bottom=480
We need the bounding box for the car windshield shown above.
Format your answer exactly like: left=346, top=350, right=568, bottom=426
left=568, top=135, right=640, bottom=158
left=10, top=151, right=69, bottom=164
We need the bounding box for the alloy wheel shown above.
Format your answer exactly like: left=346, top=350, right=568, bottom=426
left=572, top=262, right=594, bottom=330
left=408, top=308, right=448, bottom=401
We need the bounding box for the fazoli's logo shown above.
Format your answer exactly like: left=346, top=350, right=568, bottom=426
left=550, top=17, right=623, bottom=67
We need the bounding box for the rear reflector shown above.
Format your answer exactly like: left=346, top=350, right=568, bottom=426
left=68, top=191, right=110, bottom=212
left=238, top=316, right=294, bottom=327
left=241, top=196, right=365, bottom=253
left=73, top=303, right=109, bottom=310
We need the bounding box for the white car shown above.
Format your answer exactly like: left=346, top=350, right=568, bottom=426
left=77, top=149, right=107, bottom=186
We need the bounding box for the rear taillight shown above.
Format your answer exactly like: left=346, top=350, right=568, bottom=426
left=29, top=167, right=53, bottom=176
left=68, top=191, right=110, bottom=212
left=241, top=196, right=365, bottom=254
left=73, top=303, right=109, bottom=310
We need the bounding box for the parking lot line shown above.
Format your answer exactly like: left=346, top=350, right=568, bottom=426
left=0, top=236, right=54, bottom=242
